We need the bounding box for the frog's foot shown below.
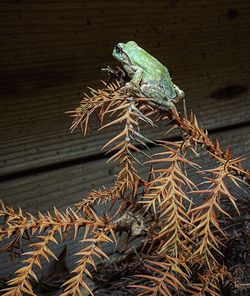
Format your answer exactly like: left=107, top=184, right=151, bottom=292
left=102, top=66, right=129, bottom=85
left=121, top=81, right=140, bottom=96
left=125, top=81, right=139, bottom=91
left=173, top=84, right=185, bottom=103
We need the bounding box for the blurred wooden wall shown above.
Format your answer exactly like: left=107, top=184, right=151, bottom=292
left=0, top=0, right=250, bottom=275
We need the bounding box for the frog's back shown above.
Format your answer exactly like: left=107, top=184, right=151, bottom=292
left=137, top=47, right=175, bottom=93
left=130, top=46, right=166, bottom=75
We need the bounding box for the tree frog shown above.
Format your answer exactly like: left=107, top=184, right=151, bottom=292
left=112, top=41, right=184, bottom=109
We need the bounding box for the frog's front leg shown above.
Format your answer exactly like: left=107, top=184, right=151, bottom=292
left=124, top=65, right=143, bottom=92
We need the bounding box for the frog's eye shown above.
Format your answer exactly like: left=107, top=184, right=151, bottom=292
left=115, top=45, right=122, bottom=53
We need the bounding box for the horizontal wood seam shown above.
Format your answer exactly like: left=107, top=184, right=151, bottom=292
left=1, top=120, right=249, bottom=182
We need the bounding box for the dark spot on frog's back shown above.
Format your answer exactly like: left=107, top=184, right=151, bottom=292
left=210, top=84, right=248, bottom=100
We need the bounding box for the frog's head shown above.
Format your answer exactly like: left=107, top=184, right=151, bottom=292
left=112, top=41, right=138, bottom=65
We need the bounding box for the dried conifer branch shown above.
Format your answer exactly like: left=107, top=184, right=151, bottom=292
left=74, top=186, right=124, bottom=212
left=0, top=204, right=106, bottom=254
left=133, top=142, right=198, bottom=294
left=0, top=204, right=116, bottom=296
left=67, top=82, right=249, bottom=295
left=0, top=204, right=108, bottom=262
left=61, top=227, right=114, bottom=296
left=164, top=108, right=250, bottom=184
left=1, top=80, right=249, bottom=296
left=189, top=160, right=241, bottom=268
left=188, top=265, right=231, bottom=296
left=131, top=256, right=190, bottom=295
left=75, top=96, right=154, bottom=212
left=140, top=141, right=198, bottom=257
left=100, top=98, right=143, bottom=189
left=2, top=227, right=58, bottom=296
left=70, top=82, right=249, bottom=184
left=68, top=81, right=125, bottom=134
left=0, top=202, right=35, bottom=237
left=0, top=202, right=37, bottom=254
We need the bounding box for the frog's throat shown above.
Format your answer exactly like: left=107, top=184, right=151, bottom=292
left=116, top=51, right=132, bottom=65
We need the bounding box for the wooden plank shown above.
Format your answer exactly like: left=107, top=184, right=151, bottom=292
left=0, top=0, right=249, bottom=93
left=0, top=125, right=249, bottom=214
left=0, top=125, right=249, bottom=276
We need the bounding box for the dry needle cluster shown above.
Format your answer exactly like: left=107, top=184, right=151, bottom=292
left=0, top=81, right=249, bottom=296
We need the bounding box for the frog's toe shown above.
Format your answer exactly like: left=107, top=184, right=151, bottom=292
left=173, top=84, right=185, bottom=102
left=125, top=82, right=137, bottom=91
left=120, top=85, right=130, bottom=95
left=121, top=82, right=139, bottom=96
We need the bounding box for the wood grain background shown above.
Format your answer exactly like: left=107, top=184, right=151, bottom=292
left=0, top=0, right=249, bottom=278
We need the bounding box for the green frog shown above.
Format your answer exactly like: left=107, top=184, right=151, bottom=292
left=112, top=41, right=184, bottom=109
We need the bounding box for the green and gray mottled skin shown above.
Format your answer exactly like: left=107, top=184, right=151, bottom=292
left=112, top=41, right=184, bottom=109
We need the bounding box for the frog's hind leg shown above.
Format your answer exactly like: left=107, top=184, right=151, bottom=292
left=140, top=85, right=175, bottom=110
